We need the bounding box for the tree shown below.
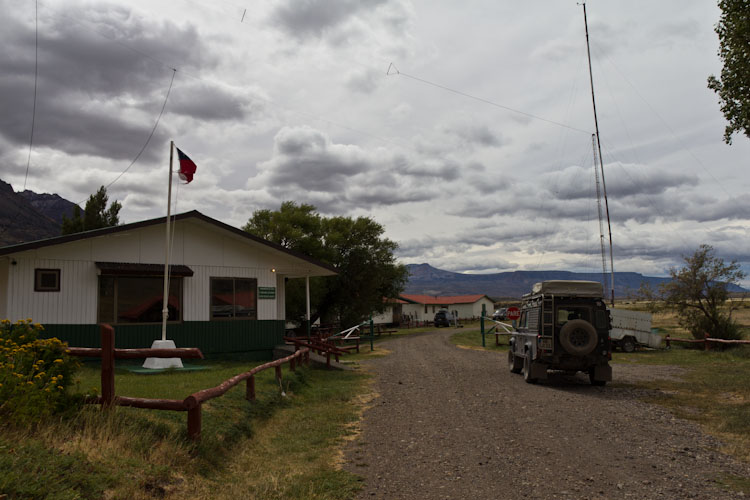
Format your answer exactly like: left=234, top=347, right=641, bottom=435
left=707, top=0, right=750, bottom=144
left=660, top=245, right=746, bottom=340
left=61, top=186, right=121, bottom=235
left=244, top=202, right=409, bottom=327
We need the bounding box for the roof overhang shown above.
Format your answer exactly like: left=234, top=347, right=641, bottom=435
left=96, top=262, right=194, bottom=277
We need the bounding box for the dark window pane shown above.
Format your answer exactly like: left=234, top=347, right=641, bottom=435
left=34, top=269, right=60, bottom=291
left=98, top=276, right=115, bottom=323
left=211, top=278, right=235, bottom=318
left=234, top=279, right=256, bottom=318
left=117, top=277, right=181, bottom=323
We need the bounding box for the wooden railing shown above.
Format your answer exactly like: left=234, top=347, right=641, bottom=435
left=67, top=324, right=309, bottom=440
left=665, top=334, right=750, bottom=350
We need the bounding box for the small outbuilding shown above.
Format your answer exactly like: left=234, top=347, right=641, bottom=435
left=399, top=294, right=495, bottom=323
left=0, top=211, right=336, bottom=357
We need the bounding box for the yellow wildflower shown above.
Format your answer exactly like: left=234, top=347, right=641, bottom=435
left=57, top=386, right=63, bottom=390
left=54, top=359, right=63, bottom=364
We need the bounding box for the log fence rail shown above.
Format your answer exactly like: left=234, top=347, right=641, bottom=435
left=67, top=324, right=309, bottom=440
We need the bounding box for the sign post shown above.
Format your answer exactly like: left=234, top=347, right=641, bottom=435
left=506, top=306, right=521, bottom=329
left=481, top=304, right=486, bottom=347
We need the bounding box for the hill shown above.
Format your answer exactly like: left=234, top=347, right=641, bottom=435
left=19, top=189, right=77, bottom=226
left=0, top=180, right=68, bottom=246
left=404, top=263, right=746, bottom=299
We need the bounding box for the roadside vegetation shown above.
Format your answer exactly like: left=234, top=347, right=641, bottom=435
left=1, top=351, right=370, bottom=500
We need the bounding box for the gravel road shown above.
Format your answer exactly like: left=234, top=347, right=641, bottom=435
left=343, top=329, right=750, bottom=499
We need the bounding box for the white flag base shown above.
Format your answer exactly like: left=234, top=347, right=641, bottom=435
left=143, top=339, right=184, bottom=369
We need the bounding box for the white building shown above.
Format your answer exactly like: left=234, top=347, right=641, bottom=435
left=400, top=294, right=495, bottom=323
left=0, top=211, right=335, bottom=356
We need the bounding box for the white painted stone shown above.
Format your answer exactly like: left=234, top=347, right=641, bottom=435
left=142, top=339, right=184, bottom=369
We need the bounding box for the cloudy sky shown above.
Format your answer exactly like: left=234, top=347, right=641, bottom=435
left=2, top=0, right=749, bottom=285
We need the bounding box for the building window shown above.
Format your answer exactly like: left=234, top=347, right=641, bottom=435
left=210, top=278, right=257, bottom=320
left=97, top=276, right=182, bottom=324
left=35, top=269, right=60, bottom=292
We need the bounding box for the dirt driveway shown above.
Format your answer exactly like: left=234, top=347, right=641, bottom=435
left=344, top=329, right=750, bottom=499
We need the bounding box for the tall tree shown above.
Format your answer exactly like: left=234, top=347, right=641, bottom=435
left=244, top=202, right=409, bottom=327
left=660, top=244, right=746, bottom=340
left=61, top=186, right=121, bottom=235
left=707, top=0, right=750, bottom=144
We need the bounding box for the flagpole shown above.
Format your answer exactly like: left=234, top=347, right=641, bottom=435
left=161, top=140, right=174, bottom=341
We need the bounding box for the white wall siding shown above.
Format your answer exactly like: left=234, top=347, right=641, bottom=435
left=6, top=257, right=97, bottom=324
left=276, top=274, right=286, bottom=320
left=0, top=259, right=9, bottom=319
left=372, top=305, right=394, bottom=324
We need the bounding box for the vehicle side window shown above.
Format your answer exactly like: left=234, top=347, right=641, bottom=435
left=518, top=311, right=527, bottom=328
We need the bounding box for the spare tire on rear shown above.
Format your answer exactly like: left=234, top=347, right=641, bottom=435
left=559, top=319, right=598, bottom=356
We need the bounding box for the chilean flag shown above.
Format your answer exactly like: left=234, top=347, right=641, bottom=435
left=176, top=147, right=197, bottom=183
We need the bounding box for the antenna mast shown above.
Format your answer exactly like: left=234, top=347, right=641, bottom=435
left=582, top=2, right=615, bottom=306
left=591, top=133, right=609, bottom=295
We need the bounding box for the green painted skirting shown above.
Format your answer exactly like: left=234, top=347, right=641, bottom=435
left=41, top=320, right=285, bottom=356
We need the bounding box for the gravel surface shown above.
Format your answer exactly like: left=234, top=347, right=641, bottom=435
left=343, top=329, right=750, bottom=499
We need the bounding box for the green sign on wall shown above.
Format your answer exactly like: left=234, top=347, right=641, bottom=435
left=258, top=287, right=276, bottom=299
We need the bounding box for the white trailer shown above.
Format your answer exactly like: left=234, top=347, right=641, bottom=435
left=608, top=308, right=660, bottom=352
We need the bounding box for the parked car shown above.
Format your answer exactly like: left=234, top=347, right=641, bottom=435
left=434, top=309, right=451, bottom=328
left=492, top=308, right=507, bottom=320
left=508, top=280, right=612, bottom=385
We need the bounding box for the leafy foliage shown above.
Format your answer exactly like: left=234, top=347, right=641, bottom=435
left=707, top=0, right=750, bottom=144
left=61, top=185, right=121, bottom=235
left=0, top=319, right=81, bottom=425
left=244, top=202, right=408, bottom=327
left=660, top=245, right=746, bottom=340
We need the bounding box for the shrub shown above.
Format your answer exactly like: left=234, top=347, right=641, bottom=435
left=0, top=319, right=81, bottom=425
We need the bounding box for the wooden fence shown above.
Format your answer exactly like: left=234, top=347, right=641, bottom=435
left=665, top=334, right=750, bottom=350
left=67, top=324, right=309, bottom=440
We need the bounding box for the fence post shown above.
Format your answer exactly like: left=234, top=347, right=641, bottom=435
left=369, top=316, right=374, bottom=352
left=100, top=324, right=115, bottom=407
left=275, top=365, right=282, bottom=384
left=480, top=304, right=486, bottom=348
left=246, top=375, right=256, bottom=401
left=665, top=335, right=671, bottom=349
left=187, top=404, right=202, bottom=440
left=704, top=333, right=710, bottom=351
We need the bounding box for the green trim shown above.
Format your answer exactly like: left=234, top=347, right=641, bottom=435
left=41, top=320, right=285, bottom=356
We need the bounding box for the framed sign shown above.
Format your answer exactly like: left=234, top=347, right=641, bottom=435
left=258, top=287, right=276, bottom=299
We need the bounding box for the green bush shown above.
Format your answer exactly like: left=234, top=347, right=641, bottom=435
left=0, top=319, right=81, bottom=425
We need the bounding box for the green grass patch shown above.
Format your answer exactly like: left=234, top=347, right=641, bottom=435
left=449, top=327, right=508, bottom=352
left=0, top=357, right=370, bottom=499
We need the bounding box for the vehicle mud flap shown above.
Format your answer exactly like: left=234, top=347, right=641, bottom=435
left=530, top=361, right=548, bottom=380
left=592, top=364, right=612, bottom=382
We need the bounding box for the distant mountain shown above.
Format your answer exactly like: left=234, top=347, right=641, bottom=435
left=0, top=180, right=76, bottom=247
left=19, top=189, right=77, bottom=226
left=404, top=263, right=746, bottom=299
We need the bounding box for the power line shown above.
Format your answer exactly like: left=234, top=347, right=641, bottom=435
left=23, top=0, right=39, bottom=191
left=387, top=63, right=591, bottom=135
left=77, top=68, right=177, bottom=205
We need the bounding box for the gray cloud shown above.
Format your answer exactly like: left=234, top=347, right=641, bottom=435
left=0, top=2, right=239, bottom=164
left=270, top=0, right=389, bottom=40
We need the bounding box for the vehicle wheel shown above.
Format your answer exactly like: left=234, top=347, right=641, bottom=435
left=522, top=352, right=537, bottom=384
left=508, top=349, right=522, bottom=374
left=621, top=337, right=636, bottom=353
left=559, top=319, right=598, bottom=356
left=589, top=369, right=606, bottom=386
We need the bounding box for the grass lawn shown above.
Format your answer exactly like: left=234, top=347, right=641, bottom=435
left=1, top=356, right=369, bottom=500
